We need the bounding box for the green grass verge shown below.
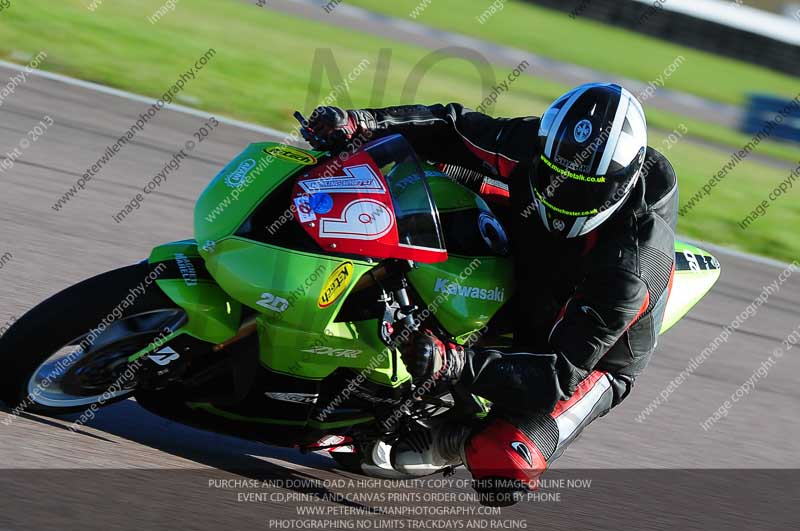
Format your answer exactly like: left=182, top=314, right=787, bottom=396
left=1, top=0, right=798, bottom=261
left=648, top=129, right=800, bottom=263
left=346, top=0, right=800, bottom=106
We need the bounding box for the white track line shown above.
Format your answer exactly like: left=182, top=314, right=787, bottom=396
left=0, top=60, right=289, bottom=139
left=0, top=60, right=790, bottom=270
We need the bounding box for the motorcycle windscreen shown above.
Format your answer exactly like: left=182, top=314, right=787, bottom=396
left=291, top=134, right=447, bottom=263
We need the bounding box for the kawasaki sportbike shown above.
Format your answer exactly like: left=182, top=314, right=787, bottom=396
left=0, top=129, right=720, bottom=477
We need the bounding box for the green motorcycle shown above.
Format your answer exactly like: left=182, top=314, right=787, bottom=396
left=0, top=132, right=720, bottom=476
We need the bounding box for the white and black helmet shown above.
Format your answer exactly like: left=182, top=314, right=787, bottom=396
left=532, top=83, right=647, bottom=238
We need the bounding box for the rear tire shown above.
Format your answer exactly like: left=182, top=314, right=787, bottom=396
left=0, top=263, right=183, bottom=415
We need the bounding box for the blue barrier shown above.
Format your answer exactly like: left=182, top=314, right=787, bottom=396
left=741, top=94, right=800, bottom=143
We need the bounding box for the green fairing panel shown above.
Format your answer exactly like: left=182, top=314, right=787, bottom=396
left=194, top=143, right=324, bottom=244
left=201, top=236, right=410, bottom=386
left=258, top=319, right=411, bottom=385
left=200, top=237, right=359, bottom=323
left=149, top=239, right=199, bottom=263
left=408, top=256, right=514, bottom=340
left=409, top=169, right=514, bottom=340
left=186, top=402, right=374, bottom=429
left=148, top=240, right=242, bottom=344
left=660, top=241, right=721, bottom=334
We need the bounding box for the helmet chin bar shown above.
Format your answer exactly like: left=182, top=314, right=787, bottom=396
left=573, top=200, right=620, bottom=237
left=575, top=166, right=643, bottom=236
left=533, top=182, right=635, bottom=239
left=542, top=161, right=644, bottom=238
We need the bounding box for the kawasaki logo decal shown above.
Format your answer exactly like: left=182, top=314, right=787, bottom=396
left=433, top=278, right=505, bottom=302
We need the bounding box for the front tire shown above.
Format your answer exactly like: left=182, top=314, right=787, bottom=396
left=332, top=440, right=423, bottom=479
left=0, top=263, right=184, bottom=415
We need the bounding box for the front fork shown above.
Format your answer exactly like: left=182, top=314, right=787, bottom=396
left=374, top=260, right=424, bottom=384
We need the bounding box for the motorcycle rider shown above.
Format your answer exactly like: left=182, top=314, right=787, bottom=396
left=303, top=83, right=678, bottom=506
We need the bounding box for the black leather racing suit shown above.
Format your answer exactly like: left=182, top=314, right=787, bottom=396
left=350, top=103, right=678, bottom=475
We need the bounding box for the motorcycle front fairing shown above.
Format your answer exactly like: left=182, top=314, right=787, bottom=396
left=139, top=137, right=456, bottom=392
left=140, top=136, right=516, bottom=376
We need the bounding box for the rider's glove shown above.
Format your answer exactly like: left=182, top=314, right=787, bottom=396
left=304, top=106, right=362, bottom=150
left=555, top=353, right=591, bottom=398
left=401, top=330, right=467, bottom=386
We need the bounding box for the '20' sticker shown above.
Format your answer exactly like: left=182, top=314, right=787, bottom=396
left=319, top=199, right=394, bottom=241
left=257, top=292, right=289, bottom=312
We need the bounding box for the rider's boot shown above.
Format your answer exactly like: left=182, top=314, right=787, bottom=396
left=464, top=370, right=618, bottom=506
left=390, top=369, right=621, bottom=507
left=389, top=422, right=472, bottom=476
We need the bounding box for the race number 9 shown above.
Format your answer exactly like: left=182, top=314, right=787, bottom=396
left=319, top=199, right=394, bottom=240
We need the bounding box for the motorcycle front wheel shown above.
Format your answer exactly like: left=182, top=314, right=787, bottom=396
left=0, top=263, right=184, bottom=415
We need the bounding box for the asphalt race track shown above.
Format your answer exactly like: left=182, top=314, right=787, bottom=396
left=0, top=65, right=797, bottom=530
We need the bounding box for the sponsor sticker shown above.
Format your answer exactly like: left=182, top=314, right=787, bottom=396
left=299, top=164, right=386, bottom=194
left=293, top=195, right=316, bottom=223
left=318, top=261, right=354, bottom=308
left=264, top=392, right=319, bottom=404
left=301, top=346, right=361, bottom=359
left=174, top=252, right=198, bottom=287
left=257, top=292, right=289, bottom=312
left=478, top=212, right=509, bottom=255
left=224, top=158, right=256, bottom=188
left=264, top=145, right=317, bottom=165
left=676, top=250, right=720, bottom=271
left=309, top=192, right=334, bottom=214
left=313, top=435, right=355, bottom=453
left=148, top=347, right=180, bottom=367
